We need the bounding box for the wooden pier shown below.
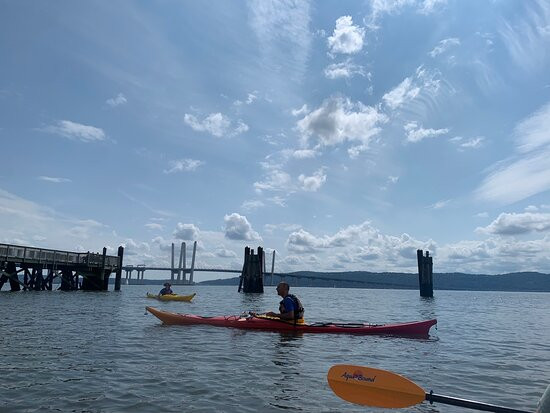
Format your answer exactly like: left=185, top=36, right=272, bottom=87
left=0, top=243, right=123, bottom=291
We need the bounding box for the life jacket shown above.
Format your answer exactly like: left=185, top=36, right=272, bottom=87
left=280, top=294, right=305, bottom=320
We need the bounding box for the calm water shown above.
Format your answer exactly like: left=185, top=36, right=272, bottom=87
left=1, top=285, right=548, bottom=412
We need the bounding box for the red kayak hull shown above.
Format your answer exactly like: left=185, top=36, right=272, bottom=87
left=146, top=306, right=437, bottom=337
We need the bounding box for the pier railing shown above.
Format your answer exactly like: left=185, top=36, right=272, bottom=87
left=0, top=243, right=120, bottom=269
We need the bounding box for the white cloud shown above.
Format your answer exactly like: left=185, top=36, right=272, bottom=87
left=298, top=168, right=327, bottom=192
left=184, top=113, right=248, bottom=137
left=224, top=213, right=261, bottom=241
left=145, top=223, right=163, bottom=231
left=429, top=37, right=460, bottom=57
left=429, top=199, right=451, bottom=209
left=106, top=93, right=127, bottom=107
left=324, top=59, right=366, bottom=79
left=38, top=176, right=72, bottom=183
left=388, top=176, right=399, bottom=184
left=42, top=120, right=106, bottom=143
left=476, top=101, right=550, bottom=204
left=241, top=200, right=265, bottom=211
left=383, top=77, right=420, bottom=110
left=292, top=149, right=317, bottom=159
left=382, top=66, right=441, bottom=111
left=234, top=91, right=258, bottom=106
left=476, top=212, right=550, bottom=235
left=163, top=159, right=204, bottom=173
left=404, top=121, right=449, bottom=143
left=173, top=223, right=200, bottom=240
left=215, top=247, right=237, bottom=258
left=366, top=0, right=446, bottom=28
left=498, top=0, right=550, bottom=73
left=513, top=101, right=550, bottom=153
left=296, top=96, right=388, bottom=156
left=254, top=169, right=292, bottom=194
left=327, top=16, right=365, bottom=55
left=292, top=104, right=309, bottom=117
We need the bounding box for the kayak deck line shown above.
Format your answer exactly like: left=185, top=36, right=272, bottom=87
left=145, top=306, right=437, bottom=337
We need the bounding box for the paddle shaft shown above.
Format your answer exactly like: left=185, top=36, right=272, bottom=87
left=427, top=392, right=532, bottom=413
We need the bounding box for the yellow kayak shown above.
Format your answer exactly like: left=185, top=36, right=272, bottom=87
left=146, top=292, right=196, bottom=302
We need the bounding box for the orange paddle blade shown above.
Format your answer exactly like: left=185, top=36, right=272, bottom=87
left=327, top=365, right=426, bottom=408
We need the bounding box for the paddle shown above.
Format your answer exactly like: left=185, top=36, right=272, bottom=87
left=327, top=365, right=533, bottom=413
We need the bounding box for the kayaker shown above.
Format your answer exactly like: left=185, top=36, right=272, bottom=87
left=159, top=282, right=173, bottom=295
left=265, top=282, right=304, bottom=322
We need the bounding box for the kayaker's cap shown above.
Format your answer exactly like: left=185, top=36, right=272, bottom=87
left=163, top=282, right=171, bottom=287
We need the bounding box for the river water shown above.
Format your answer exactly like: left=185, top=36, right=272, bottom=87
left=1, top=285, right=548, bottom=412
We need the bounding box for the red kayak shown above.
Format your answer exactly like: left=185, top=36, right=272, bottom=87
left=146, top=306, right=437, bottom=337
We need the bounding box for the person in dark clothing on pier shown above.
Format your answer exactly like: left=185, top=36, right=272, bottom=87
left=159, top=282, right=173, bottom=295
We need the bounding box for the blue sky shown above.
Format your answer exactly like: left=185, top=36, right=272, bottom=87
left=1, top=0, right=550, bottom=280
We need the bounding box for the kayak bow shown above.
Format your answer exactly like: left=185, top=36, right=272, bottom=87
left=145, top=306, right=436, bottom=337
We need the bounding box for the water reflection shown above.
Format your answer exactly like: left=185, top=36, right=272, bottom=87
left=270, top=332, right=305, bottom=410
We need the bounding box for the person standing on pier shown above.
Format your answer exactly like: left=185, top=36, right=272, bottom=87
left=266, top=282, right=304, bottom=322
left=159, top=282, right=173, bottom=295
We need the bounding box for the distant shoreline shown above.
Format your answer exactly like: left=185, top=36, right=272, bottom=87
left=121, top=270, right=550, bottom=293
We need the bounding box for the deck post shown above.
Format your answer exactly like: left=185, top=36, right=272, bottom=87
left=114, top=246, right=124, bottom=291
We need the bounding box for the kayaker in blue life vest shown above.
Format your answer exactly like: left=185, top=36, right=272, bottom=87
left=159, top=282, right=173, bottom=295
left=266, top=281, right=304, bottom=321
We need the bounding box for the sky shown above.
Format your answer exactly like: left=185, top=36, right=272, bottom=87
left=1, top=0, right=550, bottom=281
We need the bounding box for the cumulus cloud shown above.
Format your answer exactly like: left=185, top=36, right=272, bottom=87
left=476, top=101, right=550, bottom=204
left=173, top=223, right=200, bottom=240
left=429, top=37, right=460, bottom=57
left=476, top=212, right=550, bottom=235
left=324, top=59, right=366, bottom=79
left=215, top=247, right=237, bottom=258
left=296, top=96, right=388, bottom=156
left=404, top=121, right=449, bottom=143
left=106, top=93, right=127, bottom=107
left=383, top=77, right=420, bottom=110
left=292, top=149, right=317, bottom=159
left=184, top=113, right=248, bottom=137
left=224, top=213, right=261, bottom=241
left=42, top=120, right=106, bottom=143
left=327, top=16, right=365, bottom=55
left=38, top=176, right=72, bottom=183
left=164, top=159, right=204, bottom=173
left=298, top=168, right=327, bottom=192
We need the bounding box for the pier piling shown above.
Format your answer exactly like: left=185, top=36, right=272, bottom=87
left=417, top=249, right=434, bottom=297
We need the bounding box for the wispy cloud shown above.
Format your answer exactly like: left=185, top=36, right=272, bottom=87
left=233, top=91, right=258, bottom=106
left=327, top=16, right=365, bottom=55
left=106, top=93, right=127, bottom=107
left=324, top=59, right=366, bottom=79
left=247, top=0, right=312, bottom=81
left=404, top=121, right=449, bottom=143
left=184, top=113, right=248, bottom=138
left=429, top=37, right=460, bottom=57
left=428, top=199, right=451, bottom=209
left=450, top=136, right=485, bottom=150
left=476, top=101, right=550, bottom=204
left=41, top=120, right=106, bottom=143
left=366, top=0, right=446, bottom=29
left=163, top=159, right=204, bottom=173
left=38, top=176, right=72, bottom=183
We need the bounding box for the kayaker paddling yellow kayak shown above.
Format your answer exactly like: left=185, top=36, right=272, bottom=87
left=146, top=292, right=196, bottom=302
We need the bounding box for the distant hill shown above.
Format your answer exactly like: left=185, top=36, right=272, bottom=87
left=197, top=271, right=550, bottom=292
